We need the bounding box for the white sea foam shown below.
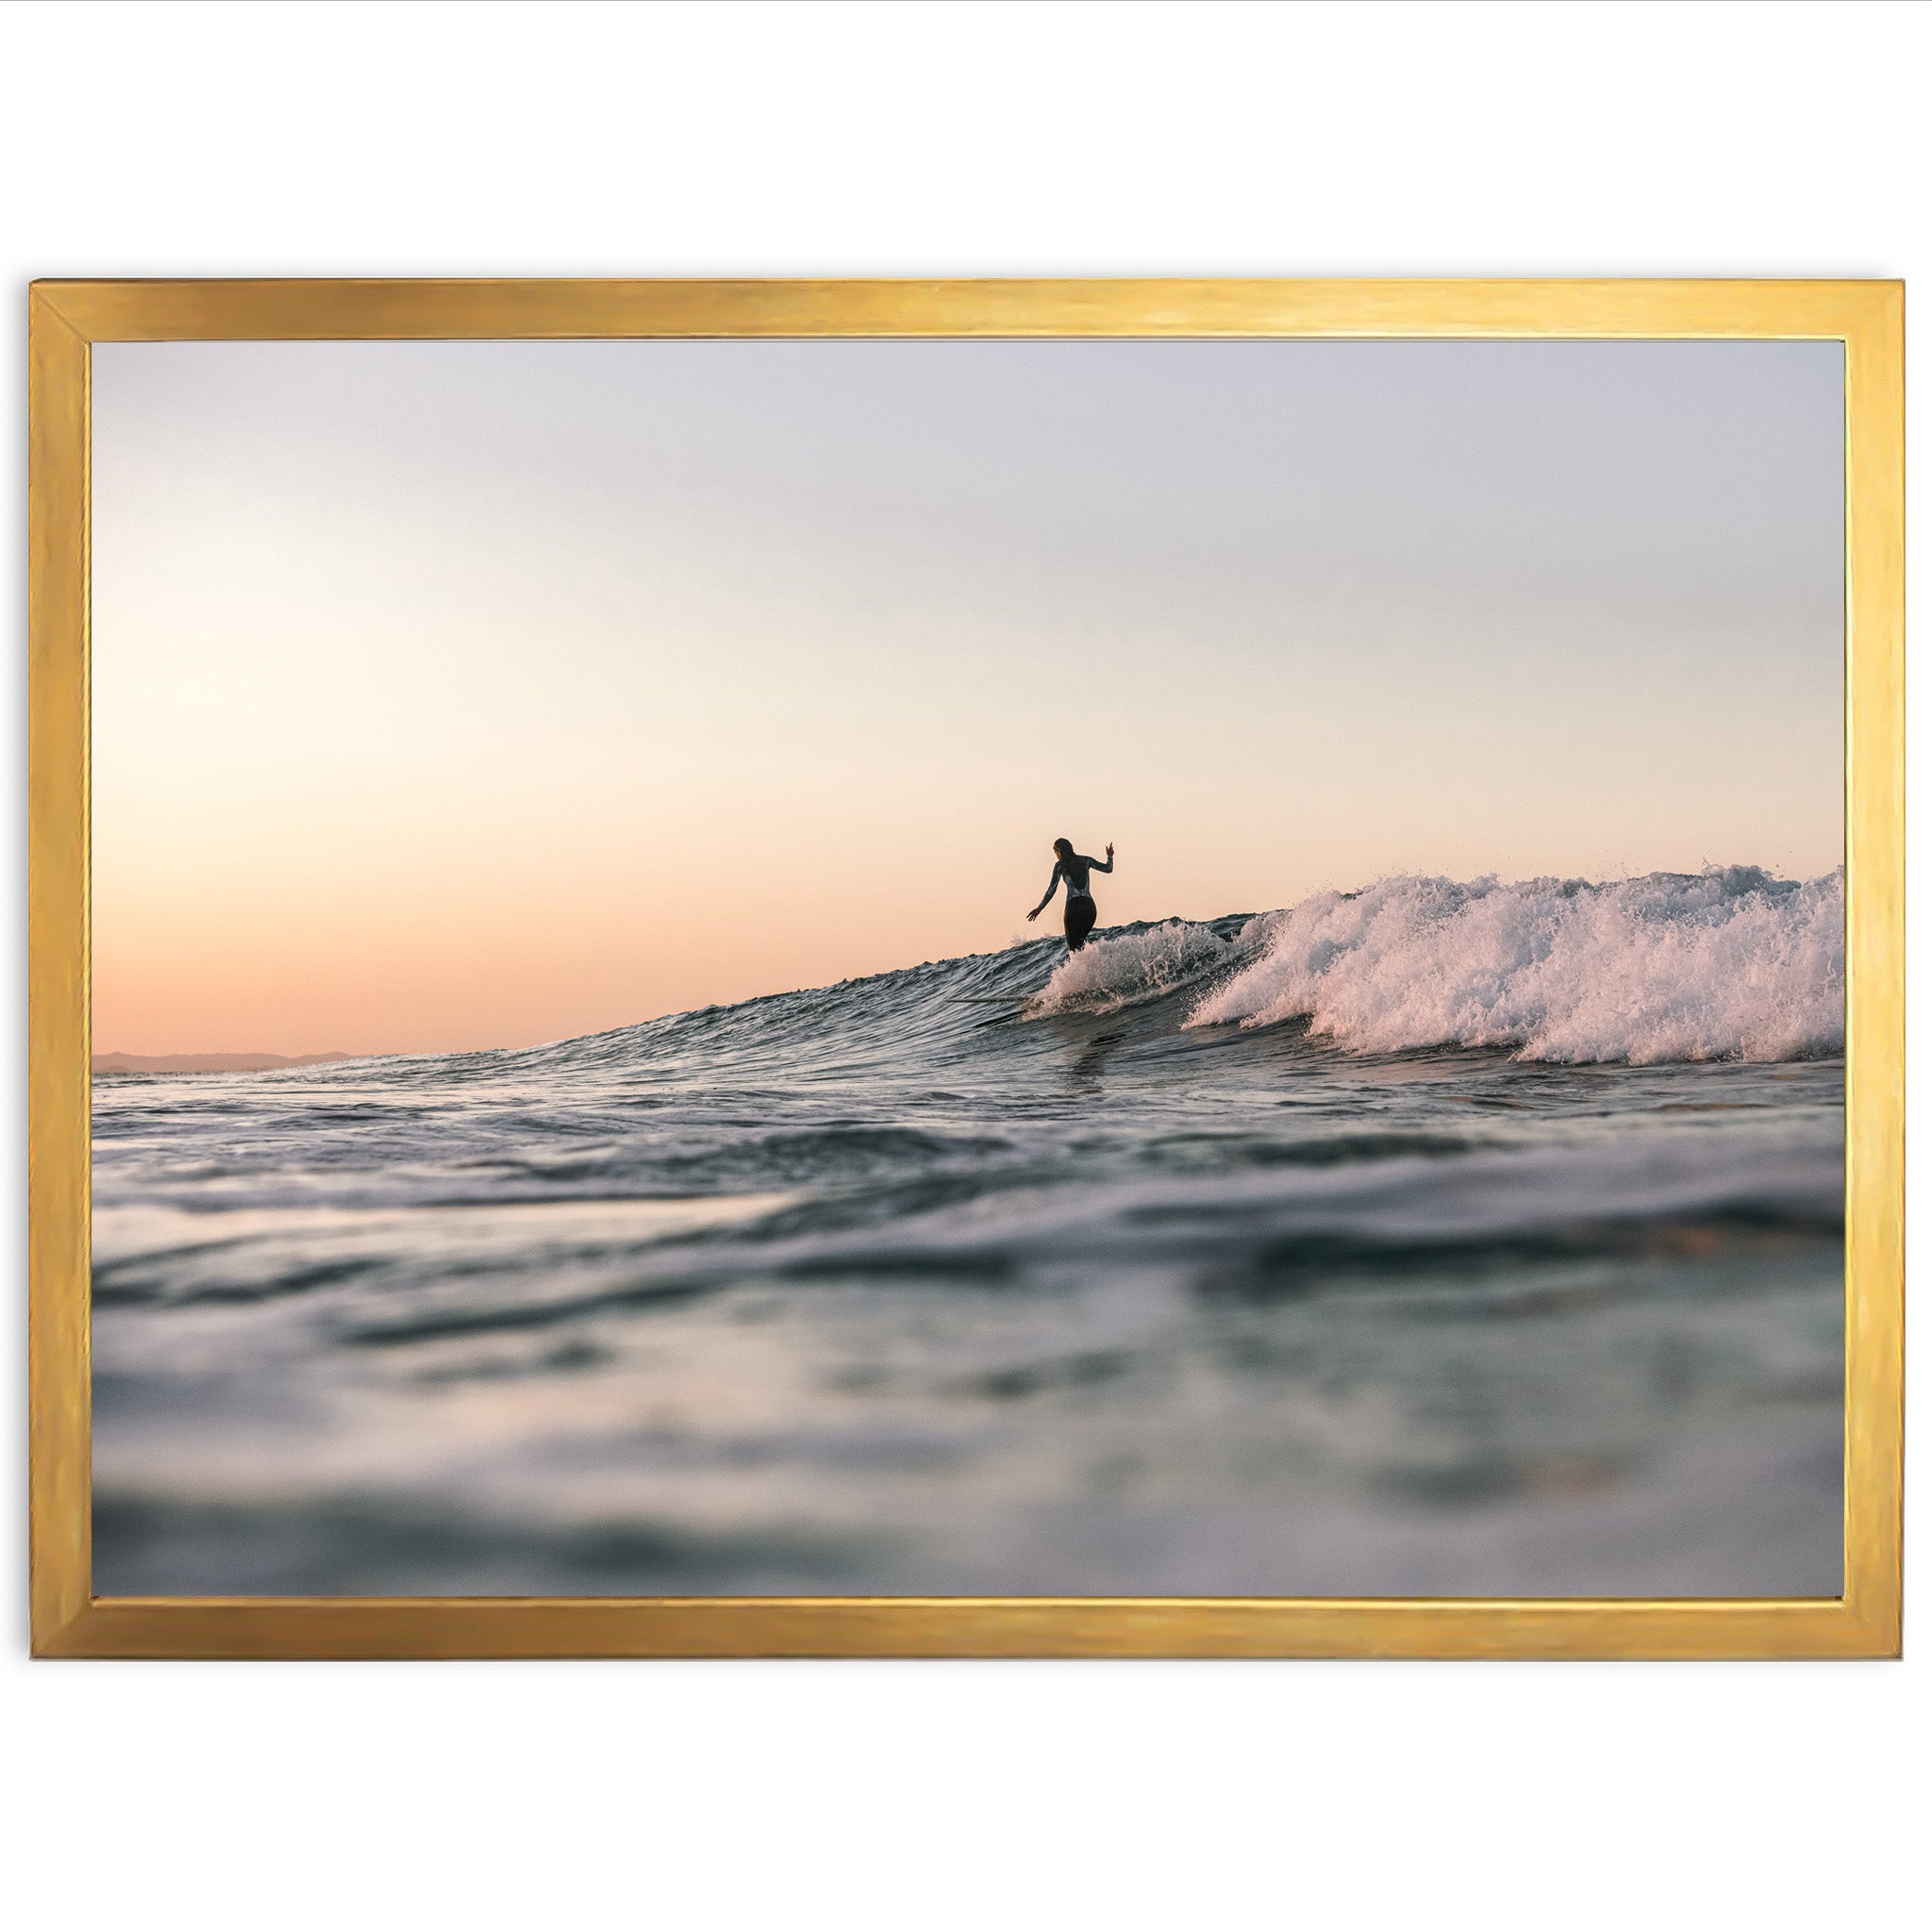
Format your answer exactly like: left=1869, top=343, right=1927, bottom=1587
left=1183, top=867, right=1843, bottom=1063
left=1028, top=919, right=1241, bottom=1016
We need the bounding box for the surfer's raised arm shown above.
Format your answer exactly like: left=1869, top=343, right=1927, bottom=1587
left=1087, top=843, right=1115, bottom=874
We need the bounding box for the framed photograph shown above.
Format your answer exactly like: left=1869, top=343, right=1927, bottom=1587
left=28, top=278, right=1901, bottom=1657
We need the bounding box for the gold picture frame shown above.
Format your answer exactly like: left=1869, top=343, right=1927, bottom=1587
left=28, top=277, right=1903, bottom=1659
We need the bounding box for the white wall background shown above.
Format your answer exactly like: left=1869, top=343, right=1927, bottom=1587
left=1, top=4, right=1923, bottom=1926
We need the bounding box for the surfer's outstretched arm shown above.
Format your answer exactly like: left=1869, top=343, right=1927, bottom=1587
left=1025, top=864, right=1063, bottom=922
left=1085, top=844, right=1115, bottom=874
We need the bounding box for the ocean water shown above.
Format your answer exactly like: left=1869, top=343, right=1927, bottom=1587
left=92, top=867, right=1846, bottom=1598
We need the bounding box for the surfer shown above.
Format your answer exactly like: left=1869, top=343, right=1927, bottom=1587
left=1026, top=838, right=1114, bottom=951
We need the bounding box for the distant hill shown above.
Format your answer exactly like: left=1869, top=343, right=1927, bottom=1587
left=92, top=1051, right=359, bottom=1074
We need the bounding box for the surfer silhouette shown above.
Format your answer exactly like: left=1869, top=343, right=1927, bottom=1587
left=1027, top=838, right=1114, bottom=951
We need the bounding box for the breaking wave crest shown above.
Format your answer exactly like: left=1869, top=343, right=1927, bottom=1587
left=1027, top=918, right=1246, bottom=1017
left=1184, top=867, right=1843, bottom=1063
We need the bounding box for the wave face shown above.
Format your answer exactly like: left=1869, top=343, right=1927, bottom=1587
left=90, top=866, right=1844, bottom=1600
left=1028, top=916, right=1247, bottom=1017
left=1188, top=867, right=1843, bottom=1064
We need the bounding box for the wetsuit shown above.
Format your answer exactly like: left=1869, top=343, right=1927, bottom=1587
left=1037, top=852, right=1112, bottom=950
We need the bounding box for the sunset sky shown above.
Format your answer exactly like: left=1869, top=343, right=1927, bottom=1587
left=92, top=338, right=1845, bottom=1056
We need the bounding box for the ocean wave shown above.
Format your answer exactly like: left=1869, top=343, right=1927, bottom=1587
left=1026, top=918, right=1245, bottom=1016
left=1185, top=867, right=1843, bottom=1063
